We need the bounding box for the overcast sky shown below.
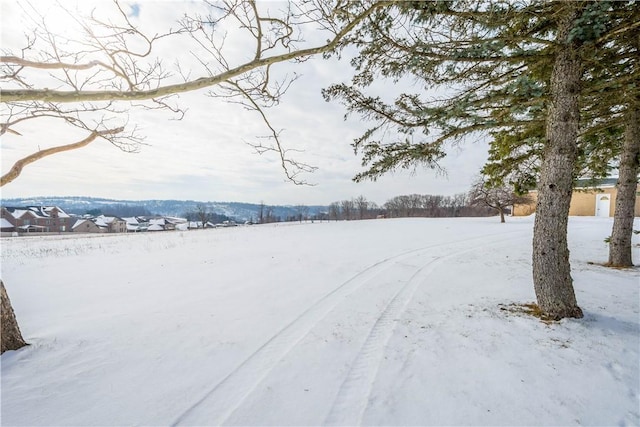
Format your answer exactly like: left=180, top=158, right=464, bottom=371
left=1, top=0, right=490, bottom=206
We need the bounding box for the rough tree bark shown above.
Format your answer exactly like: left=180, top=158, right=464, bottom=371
left=1, top=280, right=27, bottom=354
left=608, top=102, right=639, bottom=267
left=532, top=5, right=584, bottom=320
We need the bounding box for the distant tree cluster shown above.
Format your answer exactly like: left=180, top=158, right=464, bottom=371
left=327, top=196, right=381, bottom=221
left=384, top=194, right=479, bottom=218
left=257, top=202, right=281, bottom=224
left=182, top=204, right=233, bottom=225
left=325, top=193, right=497, bottom=221
left=264, top=204, right=322, bottom=223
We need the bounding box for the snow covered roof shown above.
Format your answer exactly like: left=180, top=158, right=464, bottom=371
left=0, top=218, right=14, bottom=229
left=94, top=217, right=109, bottom=228
left=164, top=216, right=188, bottom=224
left=574, top=177, right=618, bottom=188
left=147, top=224, right=164, bottom=231
left=3, top=206, right=71, bottom=219
left=42, top=206, right=71, bottom=218
left=5, top=209, right=31, bottom=219
left=72, top=219, right=89, bottom=229
left=95, top=215, right=124, bottom=225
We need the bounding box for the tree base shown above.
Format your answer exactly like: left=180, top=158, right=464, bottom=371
left=604, top=262, right=635, bottom=269
left=540, top=304, right=584, bottom=321
left=503, top=302, right=584, bottom=322
left=1, top=280, right=28, bottom=354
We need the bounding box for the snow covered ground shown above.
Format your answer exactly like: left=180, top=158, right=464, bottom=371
left=1, top=216, right=638, bottom=426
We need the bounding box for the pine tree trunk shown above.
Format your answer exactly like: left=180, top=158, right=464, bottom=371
left=608, top=103, right=639, bottom=267
left=1, top=280, right=28, bottom=354
left=532, top=5, right=584, bottom=320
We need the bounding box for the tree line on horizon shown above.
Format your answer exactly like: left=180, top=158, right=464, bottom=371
left=325, top=192, right=500, bottom=221
left=257, top=181, right=524, bottom=223
left=21, top=187, right=518, bottom=224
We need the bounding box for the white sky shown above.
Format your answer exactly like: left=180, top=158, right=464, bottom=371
left=0, top=0, right=489, bottom=206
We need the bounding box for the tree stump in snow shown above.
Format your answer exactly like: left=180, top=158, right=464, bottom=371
left=1, top=280, right=27, bottom=354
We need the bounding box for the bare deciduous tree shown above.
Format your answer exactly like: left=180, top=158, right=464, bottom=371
left=295, top=205, right=309, bottom=223
left=354, top=195, right=368, bottom=219
left=196, top=204, right=211, bottom=229
left=1, top=0, right=391, bottom=186
left=258, top=201, right=265, bottom=224
left=328, top=202, right=340, bottom=221
left=264, top=206, right=276, bottom=224
left=340, top=199, right=354, bottom=221
left=469, top=177, right=532, bottom=223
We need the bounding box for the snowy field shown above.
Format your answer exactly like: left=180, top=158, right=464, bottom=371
left=1, top=216, right=638, bottom=426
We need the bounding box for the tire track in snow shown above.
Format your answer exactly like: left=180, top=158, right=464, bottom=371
left=170, top=246, right=434, bottom=426
left=323, top=235, right=528, bottom=426
left=170, top=230, right=528, bottom=426
left=323, top=249, right=472, bottom=425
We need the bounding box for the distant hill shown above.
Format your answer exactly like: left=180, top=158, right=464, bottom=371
left=0, top=196, right=328, bottom=222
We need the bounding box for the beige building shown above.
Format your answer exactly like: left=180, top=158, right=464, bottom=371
left=72, top=219, right=103, bottom=233
left=513, top=178, right=640, bottom=217
left=71, top=216, right=127, bottom=233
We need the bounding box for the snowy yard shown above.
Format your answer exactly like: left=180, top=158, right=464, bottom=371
left=1, top=216, right=638, bottom=426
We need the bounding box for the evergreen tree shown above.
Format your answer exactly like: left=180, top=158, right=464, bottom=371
left=482, top=1, right=638, bottom=266
left=325, top=0, right=637, bottom=318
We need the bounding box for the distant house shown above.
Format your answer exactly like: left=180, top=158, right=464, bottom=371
left=513, top=178, right=640, bottom=217
left=1, top=206, right=73, bottom=233
left=72, top=219, right=103, bottom=233
left=164, top=216, right=187, bottom=231
left=72, top=215, right=127, bottom=233
left=187, top=220, right=215, bottom=229
left=147, top=218, right=166, bottom=231
left=174, top=222, right=189, bottom=231
left=122, top=217, right=142, bottom=232
left=95, top=215, right=127, bottom=233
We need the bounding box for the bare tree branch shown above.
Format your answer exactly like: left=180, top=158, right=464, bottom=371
left=0, top=55, right=104, bottom=70
left=1, top=2, right=392, bottom=103
left=225, top=79, right=317, bottom=185
left=1, top=127, right=124, bottom=186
